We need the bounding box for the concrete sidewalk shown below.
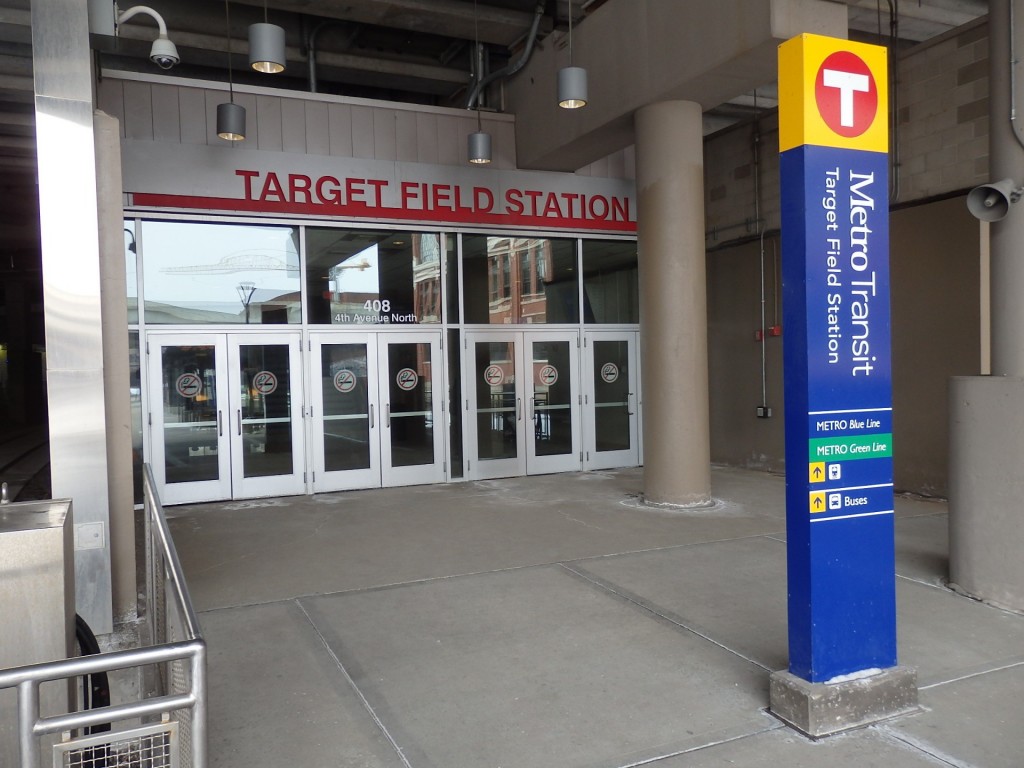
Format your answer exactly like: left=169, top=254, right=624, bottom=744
left=168, top=467, right=1024, bottom=768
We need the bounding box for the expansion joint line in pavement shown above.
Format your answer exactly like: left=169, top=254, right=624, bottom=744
left=556, top=562, right=773, bottom=673
left=293, top=598, right=415, bottom=768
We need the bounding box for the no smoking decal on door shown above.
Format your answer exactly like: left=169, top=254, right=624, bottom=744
left=252, top=370, right=278, bottom=396
left=175, top=372, right=202, bottom=398
left=600, top=363, right=619, bottom=384
left=396, top=368, right=419, bottom=391
left=483, top=364, right=504, bottom=386
left=333, top=369, right=357, bottom=393
left=538, top=364, right=558, bottom=386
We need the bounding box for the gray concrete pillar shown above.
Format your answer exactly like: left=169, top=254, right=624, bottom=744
left=989, top=0, right=1024, bottom=376
left=948, top=0, right=1024, bottom=612
left=635, top=101, right=711, bottom=506
left=96, top=112, right=136, bottom=626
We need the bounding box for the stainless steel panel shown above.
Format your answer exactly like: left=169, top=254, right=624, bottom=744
left=30, top=0, right=93, bottom=101
left=35, top=95, right=105, bottom=371
left=256, top=94, right=283, bottom=150
left=33, top=0, right=113, bottom=638
left=305, top=101, right=329, bottom=155
left=46, top=367, right=114, bottom=635
left=281, top=99, right=306, bottom=153
left=328, top=102, right=353, bottom=156
left=0, top=499, right=74, bottom=768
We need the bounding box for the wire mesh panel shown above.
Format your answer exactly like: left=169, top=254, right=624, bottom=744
left=54, top=722, right=178, bottom=768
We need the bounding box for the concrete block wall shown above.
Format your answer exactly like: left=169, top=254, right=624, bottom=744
left=895, top=19, right=989, bottom=202
left=703, top=18, right=989, bottom=237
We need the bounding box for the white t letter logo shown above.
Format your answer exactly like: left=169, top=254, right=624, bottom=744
left=822, top=69, right=869, bottom=127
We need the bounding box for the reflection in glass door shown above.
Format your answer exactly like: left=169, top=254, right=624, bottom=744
left=148, top=333, right=304, bottom=503
left=464, top=331, right=581, bottom=479
left=379, top=334, right=445, bottom=487
left=229, top=334, right=305, bottom=499
left=150, top=336, right=231, bottom=505
left=583, top=332, right=640, bottom=470
left=525, top=333, right=581, bottom=474
left=310, top=332, right=444, bottom=491
left=310, top=334, right=379, bottom=491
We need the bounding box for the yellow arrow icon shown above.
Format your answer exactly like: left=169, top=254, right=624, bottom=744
left=809, top=462, right=825, bottom=483
left=809, top=491, right=826, bottom=513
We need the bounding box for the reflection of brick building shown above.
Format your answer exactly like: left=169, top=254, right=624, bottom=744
left=487, top=238, right=552, bottom=324
left=412, top=234, right=441, bottom=323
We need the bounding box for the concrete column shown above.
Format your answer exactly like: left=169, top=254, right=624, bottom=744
left=635, top=101, right=711, bottom=506
left=948, top=0, right=1024, bottom=612
left=96, top=112, right=136, bottom=626
left=989, top=0, right=1024, bottom=376
left=32, top=0, right=113, bottom=633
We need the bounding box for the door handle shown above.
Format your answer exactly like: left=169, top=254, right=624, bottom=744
left=386, top=404, right=391, bottom=428
left=370, top=403, right=375, bottom=429
left=517, top=398, right=522, bottom=421
left=217, top=410, right=223, bottom=437
left=627, top=392, right=635, bottom=416
left=237, top=409, right=242, bottom=436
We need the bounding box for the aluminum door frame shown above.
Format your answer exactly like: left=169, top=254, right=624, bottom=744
left=147, top=331, right=306, bottom=503
left=147, top=333, right=232, bottom=505
left=227, top=332, right=306, bottom=499
left=377, top=331, right=446, bottom=487
left=463, top=330, right=527, bottom=480
left=308, top=332, right=381, bottom=493
left=524, top=330, right=582, bottom=475
left=582, top=331, right=641, bottom=470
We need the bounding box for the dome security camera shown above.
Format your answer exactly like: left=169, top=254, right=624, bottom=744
left=116, top=5, right=180, bottom=70
left=149, top=34, right=179, bottom=69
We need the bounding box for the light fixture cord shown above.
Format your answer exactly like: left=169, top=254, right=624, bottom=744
left=474, top=0, right=482, bottom=126
left=264, top=0, right=269, bottom=24
left=225, top=0, right=235, bottom=101
left=568, top=2, right=573, bottom=66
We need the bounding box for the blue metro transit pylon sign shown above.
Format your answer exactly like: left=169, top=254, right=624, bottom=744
left=779, top=34, right=896, bottom=682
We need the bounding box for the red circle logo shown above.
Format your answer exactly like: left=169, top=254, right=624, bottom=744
left=814, top=51, right=878, bottom=138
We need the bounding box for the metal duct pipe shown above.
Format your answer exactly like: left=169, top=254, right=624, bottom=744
left=466, top=2, right=545, bottom=110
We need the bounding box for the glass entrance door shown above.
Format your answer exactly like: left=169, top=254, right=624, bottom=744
left=149, top=333, right=305, bottom=504
left=464, top=331, right=580, bottom=480
left=378, top=333, right=445, bottom=487
left=583, top=332, right=640, bottom=470
left=309, top=333, right=380, bottom=492
left=309, top=331, right=444, bottom=491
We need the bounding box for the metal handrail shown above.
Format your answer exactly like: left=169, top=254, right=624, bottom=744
left=0, top=464, right=207, bottom=768
left=143, top=463, right=203, bottom=641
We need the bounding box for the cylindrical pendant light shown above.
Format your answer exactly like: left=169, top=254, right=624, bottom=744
left=468, top=130, right=491, bottom=164
left=249, top=21, right=286, bottom=73
left=218, top=0, right=246, bottom=141
left=558, top=6, right=587, bottom=109
left=558, top=65, right=588, bottom=109
left=217, top=101, right=246, bottom=141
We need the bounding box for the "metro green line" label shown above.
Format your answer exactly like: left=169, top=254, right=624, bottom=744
left=808, top=433, right=892, bottom=461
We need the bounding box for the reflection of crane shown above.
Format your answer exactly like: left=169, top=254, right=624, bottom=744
left=328, top=257, right=372, bottom=301
left=162, top=252, right=298, bottom=274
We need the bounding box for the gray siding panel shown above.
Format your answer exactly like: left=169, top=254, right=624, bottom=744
left=179, top=88, right=208, bottom=145
left=351, top=106, right=375, bottom=158
left=122, top=81, right=153, bottom=141
left=150, top=84, right=181, bottom=144
left=305, top=101, right=330, bottom=155
left=256, top=95, right=283, bottom=151
left=282, top=99, right=307, bottom=153
left=328, top=103, right=353, bottom=157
